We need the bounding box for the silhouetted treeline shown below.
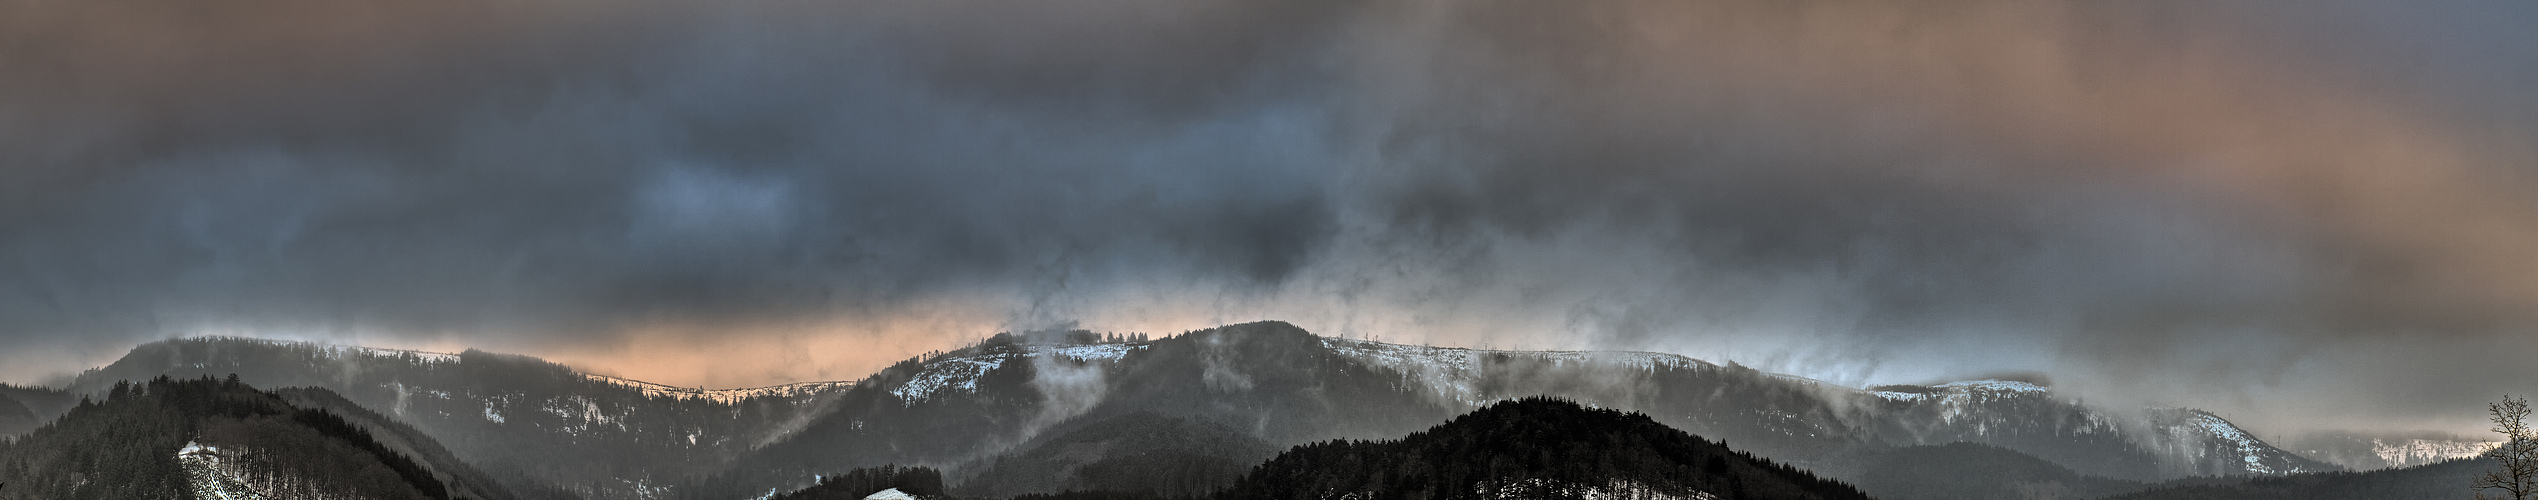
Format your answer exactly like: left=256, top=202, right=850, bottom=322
left=979, top=329, right=1148, bottom=347
left=1009, top=490, right=1176, bottom=500
left=1218, top=397, right=1871, bottom=500
left=769, top=465, right=944, bottom=499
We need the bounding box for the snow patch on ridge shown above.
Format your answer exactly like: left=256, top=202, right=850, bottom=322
left=1048, top=343, right=1140, bottom=363
left=893, top=353, right=1011, bottom=403
left=2374, top=438, right=2501, bottom=467
left=1856, top=379, right=2057, bottom=426
left=1864, top=380, right=2047, bottom=403
left=2154, top=409, right=2318, bottom=475
left=1934, top=380, right=2048, bottom=393
left=581, top=373, right=854, bottom=405
left=1931, top=380, right=2049, bottom=424
left=1483, top=478, right=1718, bottom=500
left=1866, top=390, right=1930, bottom=402
left=890, top=343, right=1149, bottom=404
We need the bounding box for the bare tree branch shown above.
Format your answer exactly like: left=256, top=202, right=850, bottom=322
left=2475, top=395, right=2534, bottom=500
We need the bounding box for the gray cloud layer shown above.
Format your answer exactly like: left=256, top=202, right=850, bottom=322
left=5, top=0, right=2537, bottom=434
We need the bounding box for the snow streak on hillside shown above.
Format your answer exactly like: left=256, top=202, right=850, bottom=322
left=179, top=441, right=370, bottom=500
left=1868, top=379, right=2046, bottom=404
left=1488, top=478, right=1720, bottom=500
left=889, top=342, right=1146, bottom=404
left=180, top=441, right=270, bottom=500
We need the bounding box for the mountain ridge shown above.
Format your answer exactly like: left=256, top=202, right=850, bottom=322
left=13, top=321, right=2361, bottom=499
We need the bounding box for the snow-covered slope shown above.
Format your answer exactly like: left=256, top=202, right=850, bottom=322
left=2153, top=408, right=2328, bottom=475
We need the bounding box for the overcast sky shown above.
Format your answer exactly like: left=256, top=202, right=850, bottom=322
left=5, top=0, right=2537, bottom=435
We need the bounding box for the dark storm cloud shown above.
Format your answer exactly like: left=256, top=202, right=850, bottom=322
left=1309, top=0, right=2538, bottom=433
left=4, top=0, right=2537, bottom=432
left=0, top=0, right=1355, bottom=343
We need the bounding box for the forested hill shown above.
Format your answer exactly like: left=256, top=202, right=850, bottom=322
left=0, top=375, right=516, bottom=500
left=2105, top=456, right=2500, bottom=500
left=1218, top=397, right=1871, bottom=500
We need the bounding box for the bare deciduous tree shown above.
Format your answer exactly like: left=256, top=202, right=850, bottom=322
left=2476, top=395, right=2535, bottom=500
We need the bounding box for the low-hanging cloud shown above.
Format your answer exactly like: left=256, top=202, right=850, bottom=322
left=4, top=0, right=2536, bottom=435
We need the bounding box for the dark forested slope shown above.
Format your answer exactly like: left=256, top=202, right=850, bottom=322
left=58, top=338, right=850, bottom=499
left=0, top=385, right=70, bottom=437
left=0, top=375, right=514, bottom=500
left=274, top=387, right=573, bottom=500
left=955, top=411, right=1278, bottom=498
left=2105, top=456, right=2498, bottom=500
left=1219, top=397, right=1871, bottom=500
